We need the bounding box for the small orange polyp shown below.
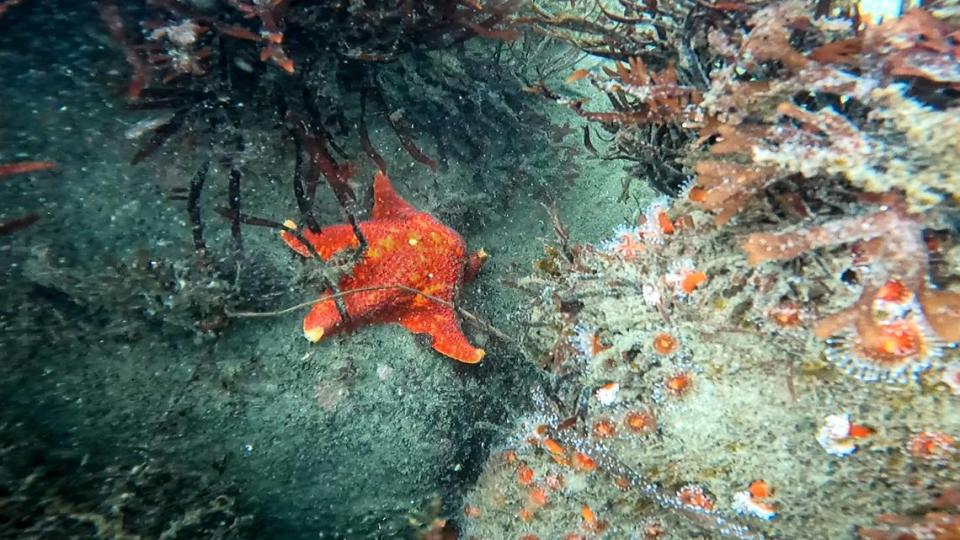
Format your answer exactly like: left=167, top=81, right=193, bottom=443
left=665, top=372, right=693, bottom=396
left=590, top=334, right=610, bottom=356
left=735, top=480, right=778, bottom=520
left=865, top=320, right=925, bottom=361
left=625, top=410, right=656, bottom=434
left=613, top=475, right=631, bottom=491
left=656, top=211, right=675, bottom=235
left=573, top=452, right=597, bottom=472
left=907, top=431, right=956, bottom=460
left=581, top=504, right=597, bottom=529
left=652, top=332, right=679, bottom=355
left=748, top=480, right=772, bottom=499
left=688, top=186, right=708, bottom=203
left=681, top=271, right=708, bottom=294
left=825, top=314, right=938, bottom=382
left=518, top=464, right=535, bottom=485
left=769, top=303, right=803, bottom=327
left=592, top=419, right=616, bottom=438
left=566, top=69, right=591, bottom=83
left=545, top=472, right=565, bottom=491
left=529, top=486, right=549, bottom=507
left=848, top=423, right=875, bottom=439
left=678, top=484, right=715, bottom=511
left=543, top=438, right=565, bottom=456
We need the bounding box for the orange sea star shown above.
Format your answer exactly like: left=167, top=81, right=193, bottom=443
left=280, top=171, right=487, bottom=363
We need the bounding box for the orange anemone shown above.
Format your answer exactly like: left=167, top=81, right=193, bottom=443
left=652, top=332, right=679, bottom=355
left=625, top=410, right=657, bottom=434
left=592, top=419, right=617, bottom=438
left=665, top=372, right=693, bottom=396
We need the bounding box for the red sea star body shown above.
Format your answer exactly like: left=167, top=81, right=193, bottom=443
left=280, top=171, right=488, bottom=363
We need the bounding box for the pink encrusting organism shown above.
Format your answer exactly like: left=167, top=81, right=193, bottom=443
left=743, top=196, right=960, bottom=383
left=600, top=224, right=645, bottom=260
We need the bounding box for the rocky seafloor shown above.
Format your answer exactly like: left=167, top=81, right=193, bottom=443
left=3, top=1, right=960, bottom=539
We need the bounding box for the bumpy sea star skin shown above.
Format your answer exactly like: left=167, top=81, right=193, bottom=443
left=281, top=171, right=487, bottom=364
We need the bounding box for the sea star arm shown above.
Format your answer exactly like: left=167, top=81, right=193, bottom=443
left=280, top=221, right=361, bottom=260
left=463, top=248, right=488, bottom=283
left=301, top=294, right=343, bottom=342
left=371, top=171, right=418, bottom=220
left=399, top=308, right=485, bottom=364
left=301, top=286, right=410, bottom=342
